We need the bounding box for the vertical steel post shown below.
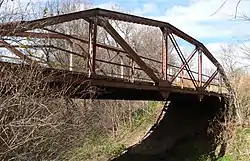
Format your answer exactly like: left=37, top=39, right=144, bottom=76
left=92, top=19, right=97, bottom=72
left=219, top=74, right=223, bottom=93
left=119, top=53, right=124, bottom=79
left=88, top=18, right=97, bottom=76
left=88, top=21, right=93, bottom=76
left=181, top=70, right=184, bottom=88
left=69, top=42, right=73, bottom=71
left=162, top=28, right=168, bottom=80
left=198, top=49, right=202, bottom=87
left=131, top=59, right=135, bottom=83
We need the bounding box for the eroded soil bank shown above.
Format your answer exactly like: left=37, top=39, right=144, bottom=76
left=111, top=94, right=225, bottom=161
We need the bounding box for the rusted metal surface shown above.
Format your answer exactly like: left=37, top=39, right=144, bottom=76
left=7, top=32, right=70, bottom=39
left=0, top=40, right=34, bottom=64
left=0, top=62, right=224, bottom=100
left=0, top=8, right=231, bottom=98
left=6, top=31, right=164, bottom=64
left=0, top=9, right=98, bottom=35
left=170, top=48, right=197, bottom=83
left=203, top=70, right=218, bottom=89
left=198, top=49, right=202, bottom=87
left=98, top=17, right=159, bottom=84
left=161, top=27, right=168, bottom=81
left=0, top=8, right=230, bottom=86
left=88, top=19, right=97, bottom=75
left=169, top=33, right=198, bottom=88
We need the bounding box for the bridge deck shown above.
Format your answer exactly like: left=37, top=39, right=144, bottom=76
left=0, top=62, right=224, bottom=100
left=66, top=73, right=224, bottom=100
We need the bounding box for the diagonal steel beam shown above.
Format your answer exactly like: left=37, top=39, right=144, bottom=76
left=0, top=39, right=34, bottom=64
left=201, top=46, right=232, bottom=92
left=6, top=31, right=169, bottom=65
left=98, top=17, right=159, bottom=84
left=0, top=7, right=231, bottom=92
left=203, top=70, right=218, bottom=89
left=0, top=9, right=98, bottom=36
left=6, top=32, right=69, bottom=39
left=169, top=34, right=198, bottom=88
left=170, top=48, right=197, bottom=83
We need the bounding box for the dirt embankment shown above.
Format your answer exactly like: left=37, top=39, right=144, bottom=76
left=111, top=94, right=224, bottom=161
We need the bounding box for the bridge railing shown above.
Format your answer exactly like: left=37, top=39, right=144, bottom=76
left=0, top=8, right=230, bottom=94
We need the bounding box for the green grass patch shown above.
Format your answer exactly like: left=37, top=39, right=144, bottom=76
left=63, top=101, right=163, bottom=161
left=130, top=101, right=162, bottom=128
left=218, top=127, right=250, bottom=161
left=63, top=136, right=126, bottom=161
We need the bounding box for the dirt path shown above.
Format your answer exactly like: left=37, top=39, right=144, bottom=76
left=122, top=105, right=164, bottom=148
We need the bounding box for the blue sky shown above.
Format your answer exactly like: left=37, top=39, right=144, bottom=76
left=93, top=0, right=189, bottom=16
left=92, top=0, right=250, bottom=56
left=2, top=0, right=250, bottom=52
left=1, top=0, right=250, bottom=67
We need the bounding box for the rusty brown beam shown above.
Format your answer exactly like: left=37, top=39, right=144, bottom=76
left=201, top=45, right=232, bottom=90
left=0, top=8, right=222, bottom=67
left=12, top=32, right=70, bottom=39
left=0, top=43, right=86, bottom=59
left=0, top=44, right=219, bottom=81
left=0, top=55, right=22, bottom=61
left=170, top=48, right=197, bottom=83
left=98, top=17, right=159, bottom=84
left=94, top=8, right=230, bottom=89
left=0, top=9, right=201, bottom=52
left=44, top=28, right=164, bottom=65
left=0, top=9, right=98, bottom=36
left=203, top=70, right=218, bottom=89
left=0, top=8, right=230, bottom=91
left=0, top=8, right=203, bottom=48
left=161, top=27, right=168, bottom=80
left=88, top=19, right=98, bottom=75
left=1, top=61, right=225, bottom=99
left=169, top=34, right=198, bottom=88
left=0, top=39, right=34, bottom=64
left=97, top=9, right=202, bottom=46
left=8, top=31, right=163, bottom=64
left=0, top=44, right=53, bottom=48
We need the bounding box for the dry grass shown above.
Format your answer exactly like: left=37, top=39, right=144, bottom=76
left=0, top=63, right=161, bottom=160
left=0, top=63, right=92, bottom=160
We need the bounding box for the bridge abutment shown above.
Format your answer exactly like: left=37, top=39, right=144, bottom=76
left=112, top=94, right=225, bottom=161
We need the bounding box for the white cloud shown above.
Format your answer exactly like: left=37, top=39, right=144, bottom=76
left=165, top=0, right=241, bottom=22
left=133, top=3, right=159, bottom=15
left=206, top=42, right=225, bottom=54
left=95, top=1, right=159, bottom=16
left=92, top=0, right=250, bottom=67
left=92, top=0, right=250, bottom=40
left=203, top=41, right=250, bottom=68
left=93, top=0, right=250, bottom=70
left=152, top=0, right=250, bottom=39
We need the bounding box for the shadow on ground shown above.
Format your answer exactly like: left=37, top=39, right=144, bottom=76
left=111, top=94, right=225, bottom=161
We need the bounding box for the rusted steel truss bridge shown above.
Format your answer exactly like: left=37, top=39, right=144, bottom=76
left=0, top=8, right=232, bottom=101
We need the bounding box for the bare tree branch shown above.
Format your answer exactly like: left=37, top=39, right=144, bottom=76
left=211, top=0, right=228, bottom=16
left=235, top=0, right=242, bottom=18
left=211, top=0, right=244, bottom=19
